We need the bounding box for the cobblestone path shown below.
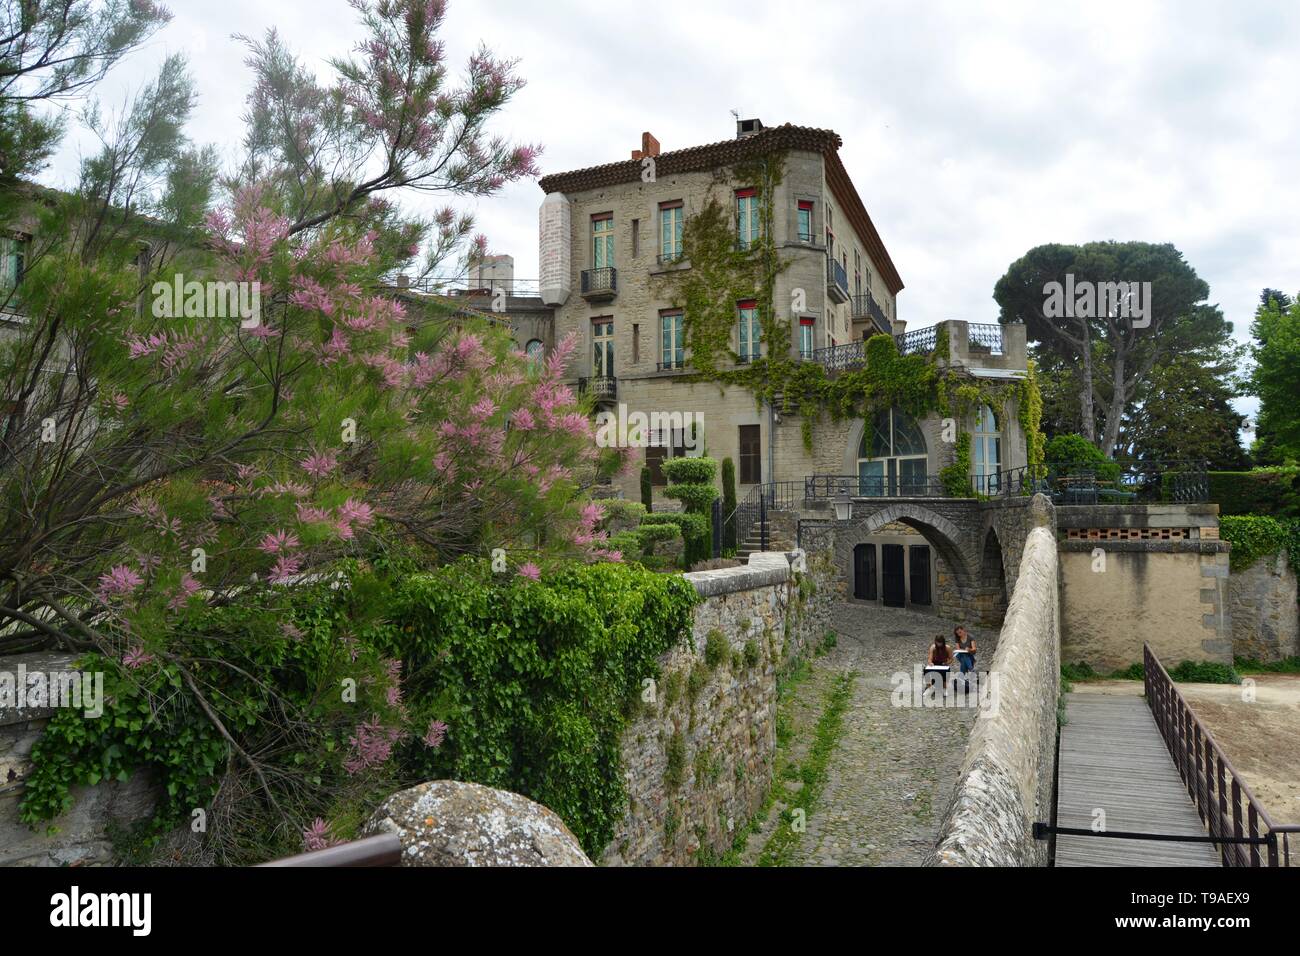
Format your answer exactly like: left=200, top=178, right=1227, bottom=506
left=744, top=602, right=996, bottom=867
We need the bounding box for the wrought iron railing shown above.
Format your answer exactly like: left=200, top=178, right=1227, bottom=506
left=993, top=460, right=1209, bottom=504
left=895, top=325, right=938, bottom=355
left=656, top=359, right=687, bottom=372
left=577, top=375, right=617, bottom=401
left=826, top=255, right=849, bottom=300
left=805, top=473, right=948, bottom=499
left=851, top=293, right=891, bottom=334
left=810, top=340, right=866, bottom=371
left=656, top=251, right=685, bottom=265
left=1144, top=644, right=1297, bottom=866
left=730, top=481, right=803, bottom=552
left=967, top=322, right=1004, bottom=355
left=580, top=267, right=617, bottom=296
left=392, top=276, right=542, bottom=297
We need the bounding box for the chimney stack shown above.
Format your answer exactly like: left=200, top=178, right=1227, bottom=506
left=631, top=131, right=661, bottom=160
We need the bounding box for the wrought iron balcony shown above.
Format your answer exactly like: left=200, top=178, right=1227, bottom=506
left=580, top=267, right=617, bottom=301
left=806, top=473, right=949, bottom=499
left=851, top=292, right=891, bottom=335
left=810, top=340, right=866, bottom=371
left=826, top=255, right=849, bottom=304
left=895, top=325, right=938, bottom=355
left=967, top=322, right=1004, bottom=355
left=577, top=375, right=617, bottom=401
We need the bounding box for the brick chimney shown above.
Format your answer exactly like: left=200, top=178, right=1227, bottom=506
left=631, top=131, right=661, bottom=160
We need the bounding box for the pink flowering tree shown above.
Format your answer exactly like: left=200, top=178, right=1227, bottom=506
left=1, top=0, right=616, bottom=858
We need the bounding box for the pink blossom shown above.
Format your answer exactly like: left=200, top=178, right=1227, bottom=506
left=167, top=573, right=202, bottom=610
left=299, top=452, right=339, bottom=479
left=303, top=818, right=336, bottom=852
left=338, top=498, right=375, bottom=528
left=258, top=529, right=301, bottom=555
left=423, top=719, right=448, bottom=749
left=269, top=554, right=303, bottom=584
left=98, top=564, right=143, bottom=600
left=517, top=562, right=541, bottom=581
left=343, top=717, right=405, bottom=774
left=122, top=646, right=154, bottom=669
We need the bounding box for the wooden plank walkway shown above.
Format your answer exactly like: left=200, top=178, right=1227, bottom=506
left=1056, top=692, right=1221, bottom=866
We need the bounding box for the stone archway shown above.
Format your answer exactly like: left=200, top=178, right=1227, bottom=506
left=834, top=502, right=978, bottom=618
left=972, top=526, right=1009, bottom=628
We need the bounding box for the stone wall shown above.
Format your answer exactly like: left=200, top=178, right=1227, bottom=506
left=930, top=520, right=1061, bottom=866
left=1, top=653, right=156, bottom=866
left=601, top=548, right=841, bottom=865
left=1230, top=550, right=1299, bottom=662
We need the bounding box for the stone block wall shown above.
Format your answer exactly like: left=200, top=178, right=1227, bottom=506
left=1229, top=550, right=1299, bottom=662
left=1, top=653, right=156, bottom=866
left=601, top=548, right=841, bottom=865
left=930, top=523, right=1061, bottom=866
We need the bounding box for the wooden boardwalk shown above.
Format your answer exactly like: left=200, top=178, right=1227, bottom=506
left=1056, top=692, right=1221, bottom=867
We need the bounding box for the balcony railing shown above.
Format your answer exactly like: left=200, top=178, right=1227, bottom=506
left=991, top=460, right=1210, bottom=504
left=810, top=340, right=866, bottom=371
left=826, top=255, right=849, bottom=303
left=805, top=474, right=949, bottom=499
left=851, top=292, right=891, bottom=335
left=895, top=325, right=938, bottom=355
left=580, top=267, right=618, bottom=300
left=968, top=322, right=1004, bottom=355
left=577, top=375, right=617, bottom=401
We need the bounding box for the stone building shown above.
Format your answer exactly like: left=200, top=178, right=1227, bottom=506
left=477, top=119, right=1032, bottom=612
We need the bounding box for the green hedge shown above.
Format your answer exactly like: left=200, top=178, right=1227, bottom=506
left=1208, top=468, right=1300, bottom=517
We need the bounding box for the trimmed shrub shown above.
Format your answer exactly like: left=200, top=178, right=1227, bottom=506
left=1044, top=432, right=1120, bottom=481
left=721, top=457, right=738, bottom=552
left=640, top=466, right=653, bottom=513
left=661, top=456, right=717, bottom=485
left=1208, top=467, right=1300, bottom=517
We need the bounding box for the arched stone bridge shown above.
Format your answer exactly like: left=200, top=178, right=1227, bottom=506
left=795, top=493, right=1056, bottom=628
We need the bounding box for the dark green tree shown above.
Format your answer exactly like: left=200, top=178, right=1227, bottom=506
left=720, top=457, right=737, bottom=552
left=1250, top=291, right=1300, bottom=464
left=994, top=241, right=1231, bottom=457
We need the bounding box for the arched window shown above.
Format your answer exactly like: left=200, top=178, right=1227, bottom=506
left=972, top=405, right=1001, bottom=494
left=525, top=339, right=544, bottom=365
left=857, top=407, right=928, bottom=496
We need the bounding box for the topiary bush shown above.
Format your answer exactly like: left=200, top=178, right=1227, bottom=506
left=640, top=466, right=653, bottom=513
left=721, top=457, right=738, bottom=552
left=662, top=457, right=718, bottom=566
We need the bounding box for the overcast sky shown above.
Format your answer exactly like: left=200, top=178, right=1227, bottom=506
left=40, top=0, right=1300, bottom=418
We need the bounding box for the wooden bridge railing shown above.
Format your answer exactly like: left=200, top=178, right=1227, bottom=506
left=1143, top=643, right=1298, bottom=867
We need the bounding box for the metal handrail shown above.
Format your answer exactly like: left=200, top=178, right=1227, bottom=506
left=729, top=481, right=803, bottom=551
left=1144, top=643, right=1293, bottom=866
left=580, top=267, right=617, bottom=295
left=895, top=325, right=937, bottom=354
left=805, top=474, right=950, bottom=499
left=994, top=460, right=1209, bottom=503
left=258, top=832, right=403, bottom=867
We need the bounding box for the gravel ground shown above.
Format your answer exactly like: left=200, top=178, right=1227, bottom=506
left=761, top=602, right=997, bottom=867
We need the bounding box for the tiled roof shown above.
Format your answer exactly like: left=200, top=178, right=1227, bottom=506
left=536, top=123, right=904, bottom=295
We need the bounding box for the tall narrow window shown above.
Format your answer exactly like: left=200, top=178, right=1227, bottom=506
left=736, top=188, right=760, bottom=249
left=592, top=317, right=614, bottom=377
left=854, top=250, right=862, bottom=296
left=592, top=213, right=614, bottom=269
left=659, top=201, right=683, bottom=262
left=797, top=200, right=813, bottom=242
left=1, top=236, right=25, bottom=307
left=660, top=310, right=684, bottom=369
left=799, top=317, right=815, bottom=360
left=738, top=424, right=762, bottom=484
left=631, top=218, right=640, bottom=258
left=737, top=300, right=760, bottom=362
left=972, top=405, right=1002, bottom=494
